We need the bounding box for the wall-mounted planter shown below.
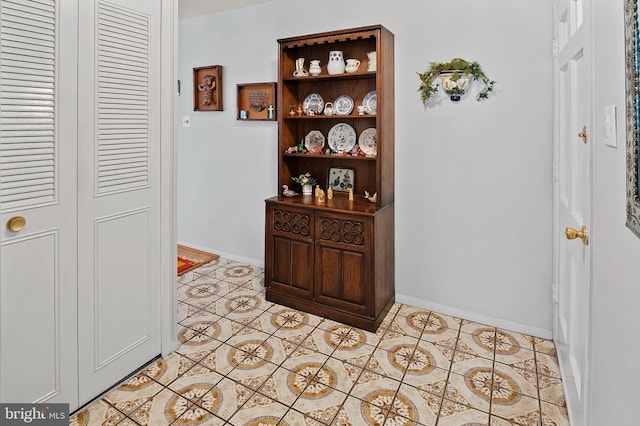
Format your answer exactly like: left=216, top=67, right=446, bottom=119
left=417, top=58, right=495, bottom=104
left=439, top=71, right=472, bottom=101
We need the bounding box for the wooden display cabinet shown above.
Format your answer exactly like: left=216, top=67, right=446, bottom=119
left=264, top=25, right=395, bottom=331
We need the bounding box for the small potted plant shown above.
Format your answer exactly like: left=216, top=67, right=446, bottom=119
left=292, top=172, right=317, bottom=195
left=417, top=57, right=495, bottom=103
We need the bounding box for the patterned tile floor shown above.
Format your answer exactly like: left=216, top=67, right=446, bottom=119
left=70, top=258, right=570, bottom=425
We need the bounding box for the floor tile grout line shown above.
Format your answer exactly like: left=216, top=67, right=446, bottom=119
left=381, top=311, right=430, bottom=424
left=433, top=312, right=465, bottom=426
left=376, top=308, right=424, bottom=426
left=533, top=344, right=545, bottom=421
left=489, top=326, right=497, bottom=420
left=316, top=313, right=402, bottom=425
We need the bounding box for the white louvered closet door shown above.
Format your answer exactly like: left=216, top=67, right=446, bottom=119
left=76, top=0, right=161, bottom=405
left=1, top=0, right=163, bottom=410
left=0, top=0, right=79, bottom=407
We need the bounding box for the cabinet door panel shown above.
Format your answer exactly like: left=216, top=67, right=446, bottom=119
left=315, top=212, right=371, bottom=314
left=266, top=206, right=314, bottom=299
left=318, top=246, right=341, bottom=299
left=342, top=250, right=366, bottom=304
left=272, top=236, right=313, bottom=297
left=316, top=244, right=368, bottom=314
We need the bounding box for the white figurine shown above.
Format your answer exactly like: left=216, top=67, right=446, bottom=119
left=364, top=191, right=377, bottom=203
left=293, top=58, right=309, bottom=77
left=282, top=185, right=296, bottom=197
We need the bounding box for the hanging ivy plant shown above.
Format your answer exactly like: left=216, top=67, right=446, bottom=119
left=417, top=58, right=495, bottom=103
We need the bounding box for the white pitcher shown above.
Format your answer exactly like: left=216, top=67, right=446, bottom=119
left=345, top=58, right=360, bottom=73
left=327, top=50, right=345, bottom=74
left=367, top=51, right=377, bottom=72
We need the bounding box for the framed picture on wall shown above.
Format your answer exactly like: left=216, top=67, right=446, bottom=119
left=327, top=167, right=355, bottom=192
left=193, top=65, right=223, bottom=111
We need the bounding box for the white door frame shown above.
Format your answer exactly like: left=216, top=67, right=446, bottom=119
left=160, top=0, right=179, bottom=357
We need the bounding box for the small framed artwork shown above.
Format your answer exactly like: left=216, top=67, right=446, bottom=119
left=193, top=65, right=223, bottom=111
left=327, top=167, right=355, bottom=192
left=236, top=82, right=277, bottom=120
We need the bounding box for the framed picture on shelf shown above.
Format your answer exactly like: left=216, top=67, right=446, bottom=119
left=237, top=82, right=277, bottom=121
left=327, top=167, right=355, bottom=192
left=193, top=65, right=223, bottom=111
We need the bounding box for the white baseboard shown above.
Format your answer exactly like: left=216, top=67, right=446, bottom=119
left=177, top=241, right=264, bottom=268
left=395, top=293, right=553, bottom=340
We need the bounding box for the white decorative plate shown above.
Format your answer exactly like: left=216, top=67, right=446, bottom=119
left=334, top=95, right=354, bottom=115
left=305, top=130, right=325, bottom=154
left=328, top=123, right=357, bottom=153
left=358, top=128, right=377, bottom=156
left=363, top=90, right=377, bottom=114
left=302, top=93, right=324, bottom=114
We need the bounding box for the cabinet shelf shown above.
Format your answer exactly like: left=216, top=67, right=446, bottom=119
left=284, top=153, right=376, bottom=161
left=267, top=194, right=386, bottom=216
left=283, top=71, right=376, bottom=83
left=284, top=114, right=376, bottom=120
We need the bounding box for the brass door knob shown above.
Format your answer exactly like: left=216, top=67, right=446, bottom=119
left=6, top=216, right=26, bottom=232
left=578, top=126, right=588, bottom=144
left=565, top=225, right=588, bottom=245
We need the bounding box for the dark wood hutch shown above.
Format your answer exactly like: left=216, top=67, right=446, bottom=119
left=264, top=25, right=395, bottom=332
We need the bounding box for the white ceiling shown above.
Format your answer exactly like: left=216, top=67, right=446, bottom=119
left=179, top=0, right=272, bottom=19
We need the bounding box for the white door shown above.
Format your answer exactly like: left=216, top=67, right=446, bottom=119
left=553, top=0, right=592, bottom=424
left=1, top=0, right=166, bottom=411
left=76, top=0, right=162, bottom=404
left=0, top=0, right=79, bottom=407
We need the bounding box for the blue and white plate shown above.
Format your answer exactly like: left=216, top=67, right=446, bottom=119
left=328, top=123, right=357, bottom=153
left=363, top=90, right=377, bottom=114
left=334, top=95, right=354, bottom=115
left=302, top=93, right=324, bottom=114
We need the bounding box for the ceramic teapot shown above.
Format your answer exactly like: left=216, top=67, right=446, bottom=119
left=324, top=102, right=334, bottom=116
left=327, top=50, right=345, bottom=74
left=345, top=58, right=360, bottom=73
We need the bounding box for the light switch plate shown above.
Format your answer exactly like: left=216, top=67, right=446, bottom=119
left=604, top=105, right=617, bottom=148
left=182, top=116, right=191, bottom=127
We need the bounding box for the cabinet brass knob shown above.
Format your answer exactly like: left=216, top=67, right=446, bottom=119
left=6, top=216, right=26, bottom=232
left=565, top=225, right=588, bottom=245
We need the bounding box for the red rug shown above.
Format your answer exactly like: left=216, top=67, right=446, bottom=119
left=177, top=256, right=198, bottom=275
